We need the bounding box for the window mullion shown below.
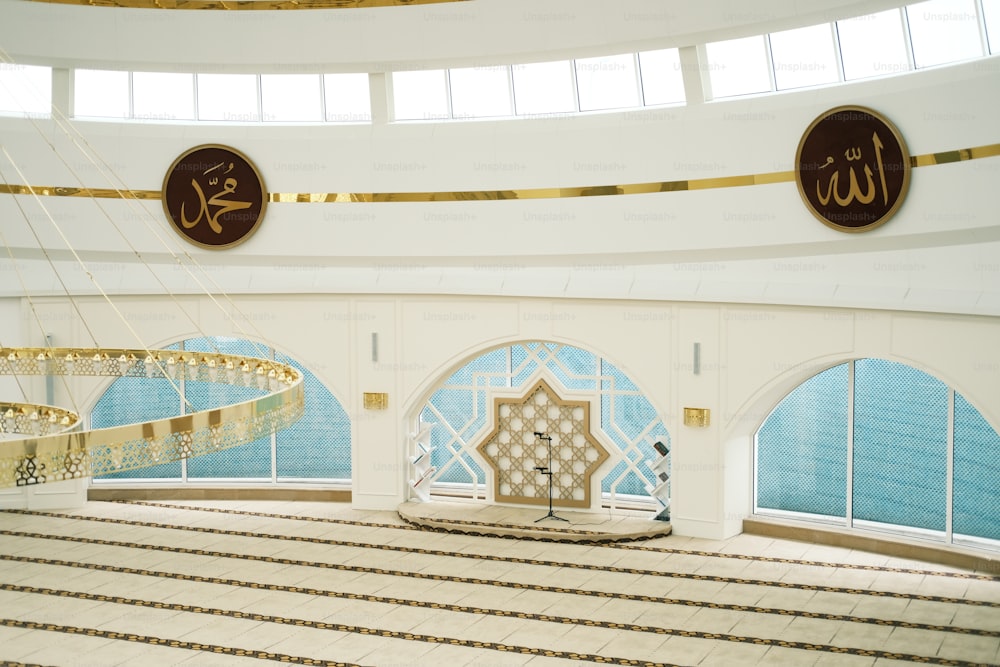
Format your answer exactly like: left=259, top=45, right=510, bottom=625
left=180, top=339, right=188, bottom=482
left=831, top=21, right=847, bottom=82
left=846, top=359, right=855, bottom=528
left=901, top=6, right=917, bottom=70
left=946, top=387, right=955, bottom=542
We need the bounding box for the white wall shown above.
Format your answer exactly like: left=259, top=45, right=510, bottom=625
left=1, top=0, right=998, bottom=534
left=2, top=57, right=998, bottom=316
left=6, top=293, right=998, bottom=537
left=0, top=0, right=909, bottom=72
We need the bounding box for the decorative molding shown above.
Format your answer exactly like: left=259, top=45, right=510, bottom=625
left=2, top=142, right=996, bottom=204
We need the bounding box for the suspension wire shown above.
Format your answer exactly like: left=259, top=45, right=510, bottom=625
left=0, top=146, right=193, bottom=411
left=0, top=163, right=90, bottom=414
left=0, top=47, right=278, bottom=362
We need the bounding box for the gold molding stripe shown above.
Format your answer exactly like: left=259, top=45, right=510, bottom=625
left=30, top=0, right=468, bottom=9
left=0, top=185, right=159, bottom=199
left=909, top=142, right=1000, bottom=167
left=1, top=142, right=997, bottom=204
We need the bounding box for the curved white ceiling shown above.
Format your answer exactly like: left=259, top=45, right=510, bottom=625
left=0, top=0, right=909, bottom=72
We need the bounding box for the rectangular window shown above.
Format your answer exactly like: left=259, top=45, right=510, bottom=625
left=324, top=73, right=371, bottom=122
left=74, top=69, right=129, bottom=118
left=132, top=71, right=194, bottom=122
left=705, top=35, right=773, bottom=98
left=449, top=65, right=513, bottom=119
left=575, top=53, right=640, bottom=111
left=196, top=73, right=260, bottom=122
left=392, top=69, right=449, bottom=121
left=985, top=0, right=1000, bottom=53
left=261, top=73, right=322, bottom=122
left=769, top=23, right=841, bottom=89
left=906, top=0, right=983, bottom=68
left=837, top=9, right=910, bottom=80
left=0, top=63, right=51, bottom=116
left=637, top=48, right=685, bottom=106
left=512, top=60, right=576, bottom=116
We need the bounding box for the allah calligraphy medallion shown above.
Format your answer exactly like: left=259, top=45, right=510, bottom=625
left=795, top=106, right=910, bottom=233
left=163, top=144, right=267, bottom=249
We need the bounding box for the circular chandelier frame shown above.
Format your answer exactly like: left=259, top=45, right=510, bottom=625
left=0, top=346, right=304, bottom=488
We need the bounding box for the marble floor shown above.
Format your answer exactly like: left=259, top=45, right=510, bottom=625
left=0, top=499, right=997, bottom=666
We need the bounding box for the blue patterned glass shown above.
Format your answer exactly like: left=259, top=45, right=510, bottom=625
left=954, top=393, right=1000, bottom=541
left=853, top=359, right=948, bottom=532
left=756, top=364, right=848, bottom=518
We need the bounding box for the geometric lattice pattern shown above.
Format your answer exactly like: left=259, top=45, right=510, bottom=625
left=476, top=379, right=609, bottom=509
left=419, top=342, right=670, bottom=511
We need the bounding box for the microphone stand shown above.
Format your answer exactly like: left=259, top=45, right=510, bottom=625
left=533, top=432, right=567, bottom=523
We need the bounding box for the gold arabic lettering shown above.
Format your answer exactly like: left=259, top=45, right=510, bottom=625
left=180, top=172, right=252, bottom=235
left=816, top=131, right=890, bottom=208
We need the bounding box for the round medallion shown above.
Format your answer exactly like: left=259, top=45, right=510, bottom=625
left=162, top=144, right=267, bottom=249
left=795, top=106, right=910, bottom=233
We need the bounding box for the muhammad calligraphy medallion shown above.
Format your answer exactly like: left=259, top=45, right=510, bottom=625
left=795, top=106, right=910, bottom=233
left=163, top=144, right=267, bottom=249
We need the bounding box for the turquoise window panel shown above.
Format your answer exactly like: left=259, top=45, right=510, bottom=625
left=184, top=379, right=273, bottom=479
left=954, top=393, right=1000, bottom=541
left=756, top=364, right=849, bottom=518
left=757, top=358, right=999, bottom=548
left=601, top=359, right=638, bottom=391
left=511, top=344, right=540, bottom=387
left=90, top=337, right=351, bottom=483
left=91, top=376, right=183, bottom=480
left=853, top=359, right=948, bottom=532
left=275, top=352, right=351, bottom=480
left=444, top=346, right=507, bottom=386
left=550, top=346, right=598, bottom=390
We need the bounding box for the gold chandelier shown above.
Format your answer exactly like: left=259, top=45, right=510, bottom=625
left=0, top=346, right=304, bottom=488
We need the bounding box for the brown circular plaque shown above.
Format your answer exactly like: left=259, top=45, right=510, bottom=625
left=795, top=106, right=910, bottom=233
left=163, top=144, right=267, bottom=249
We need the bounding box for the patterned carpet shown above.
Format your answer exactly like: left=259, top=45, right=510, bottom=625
left=0, top=499, right=997, bottom=666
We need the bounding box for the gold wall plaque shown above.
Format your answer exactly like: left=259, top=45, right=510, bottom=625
left=795, top=106, right=910, bottom=233
left=363, top=392, right=388, bottom=410
left=162, top=144, right=267, bottom=250
left=683, top=407, right=710, bottom=428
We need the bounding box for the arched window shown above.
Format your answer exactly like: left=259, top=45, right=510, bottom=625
left=91, top=336, right=351, bottom=484
left=416, top=342, right=670, bottom=511
left=755, top=358, right=1000, bottom=548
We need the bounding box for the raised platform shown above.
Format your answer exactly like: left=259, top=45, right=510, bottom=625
left=397, top=500, right=671, bottom=543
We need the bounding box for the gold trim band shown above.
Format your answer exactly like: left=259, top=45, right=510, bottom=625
left=1, top=142, right=996, bottom=204
left=0, top=347, right=304, bottom=489
left=1, top=401, right=81, bottom=436
left=30, top=0, right=467, bottom=9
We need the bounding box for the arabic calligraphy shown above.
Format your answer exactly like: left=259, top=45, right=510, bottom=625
left=795, top=106, right=910, bottom=233
left=163, top=145, right=267, bottom=249
left=815, top=132, right=887, bottom=207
